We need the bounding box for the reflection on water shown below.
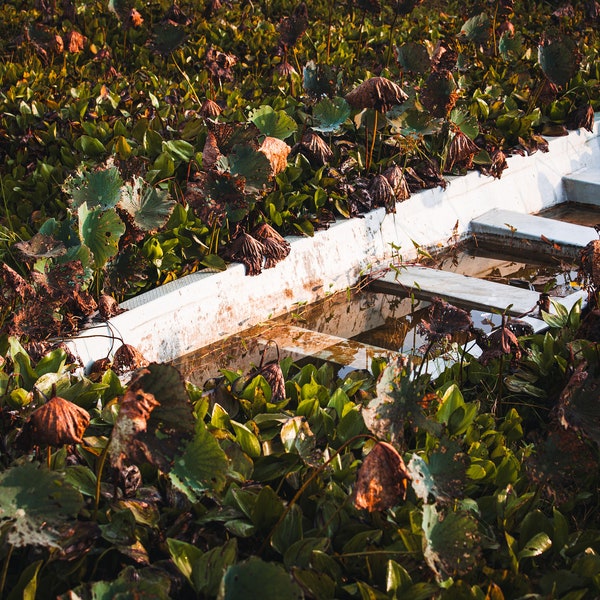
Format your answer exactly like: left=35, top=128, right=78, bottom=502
left=174, top=241, right=579, bottom=385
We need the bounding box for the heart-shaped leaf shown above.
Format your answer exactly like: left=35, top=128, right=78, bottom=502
left=249, top=105, right=297, bottom=140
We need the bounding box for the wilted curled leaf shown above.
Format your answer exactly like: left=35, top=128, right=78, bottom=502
left=199, top=98, right=222, bottom=118
left=293, top=129, right=333, bottom=166
left=205, top=46, right=237, bottom=82
left=445, top=130, right=479, bottom=172
left=248, top=341, right=287, bottom=400
left=383, top=164, right=410, bottom=202
left=369, top=174, right=396, bottom=213
left=345, top=77, right=408, bottom=113
left=66, top=30, right=86, bottom=53
left=354, top=441, right=410, bottom=511
left=567, top=103, right=595, bottom=132
left=259, top=136, right=291, bottom=176
left=578, top=239, right=600, bottom=289
left=98, top=293, right=125, bottom=319
left=112, top=343, right=149, bottom=375
left=18, top=396, right=90, bottom=448
left=556, top=361, right=600, bottom=445
left=225, top=230, right=266, bottom=276
left=0, top=263, right=33, bottom=305
left=252, top=223, right=291, bottom=269
left=278, top=1, right=309, bottom=50
left=202, top=130, right=224, bottom=170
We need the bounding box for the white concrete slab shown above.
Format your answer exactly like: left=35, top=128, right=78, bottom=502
left=563, top=167, right=600, bottom=205
left=369, top=265, right=586, bottom=317
left=470, top=208, right=596, bottom=258
left=67, top=115, right=600, bottom=368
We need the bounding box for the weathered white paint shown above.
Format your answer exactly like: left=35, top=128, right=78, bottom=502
left=69, top=115, right=600, bottom=368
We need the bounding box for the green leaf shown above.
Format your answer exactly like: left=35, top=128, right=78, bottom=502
left=151, top=22, right=189, bottom=55
left=227, top=144, right=272, bottom=193
left=538, top=39, right=580, bottom=87
left=498, top=32, right=524, bottom=60
left=0, top=463, right=83, bottom=548
left=7, top=560, right=43, bottom=600
left=518, top=532, right=552, bottom=559
left=163, top=139, right=195, bottom=163
left=219, top=557, right=304, bottom=600
left=167, top=538, right=202, bottom=587
left=249, top=105, right=298, bottom=140
left=312, top=97, right=351, bottom=133
left=120, top=177, right=176, bottom=232
left=193, top=539, right=238, bottom=597
left=250, top=486, right=285, bottom=531
left=395, top=42, right=431, bottom=74
left=65, top=166, right=123, bottom=210
left=450, top=108, right=479, bottom=139
left=271, top=504, right=303, bottom=555
left=231, top=420, right=262, bottom=458
left=76, top=134, right=106, bottom=157
left=78, top=204, right=125, bottom=268
left=460, top=12, right=490, bottom=44
left=170, top=423, right=229, bottom=497
left=422, top=504, right=482, bottom=581
left=65, top=566, right=172, bottom=599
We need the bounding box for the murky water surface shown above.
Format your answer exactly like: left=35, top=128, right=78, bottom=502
left=175, top=202, right=595, bottom=384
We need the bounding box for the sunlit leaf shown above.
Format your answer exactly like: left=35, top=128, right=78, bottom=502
left=120, top=177, right=176, bottom=232
left=65, top=166, right=123, bottom=210
left=249, top=105, right=297, bottom=140
left=312, top=97, right=351, bottom=133
left=78, top=204, right=125, bottom=268
left=362, top=357, right=440, bottom=446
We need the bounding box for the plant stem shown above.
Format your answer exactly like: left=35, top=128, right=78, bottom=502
left=260, top=433, right=375, bottom=555
left=0, top=544, right=13, bottom=598
left=326, top=0, right=333, bottom=63
left=94, top=439, right=111, bottom=519
left=385, top=13, right=399, bottom=69
left=367, top=110, right=379, bottom=172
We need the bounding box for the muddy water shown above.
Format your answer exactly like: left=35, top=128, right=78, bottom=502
left=174, top=202, right=595, bottom=384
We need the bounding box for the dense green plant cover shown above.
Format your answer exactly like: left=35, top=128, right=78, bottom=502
left=0, top=294, right=600, bottom=598
left=0, top=0, right=599, bottom=343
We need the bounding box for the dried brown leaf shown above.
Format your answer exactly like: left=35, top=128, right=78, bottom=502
left=226, top=231, right=266, bottom=276
left=253, top=223, right=291, bottom=269
left=345, top=77, right=408, bottom=113
left=199, top=99, right=222, bottom=118
left=354, top=442, right=410, bottom=511
left=278, top=2, right=309, bottom=50
left=295, top=130, right=333, bottom=166
left=369, top=174, right=396, bottom=213
left=421, top=70, right=457, bottom=118
left=382, top=164, right=411, bottom=202
left=445, top=131, right=479, bottom=172
left=98, top=294, right=125, bottom=319
left=112, top=344, right=149, bottom=375
left=18, top=396, right=90, bottom=448
left=66, top=30, right=86, bottom=53
left=259, top=136, right=291, bottom=176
